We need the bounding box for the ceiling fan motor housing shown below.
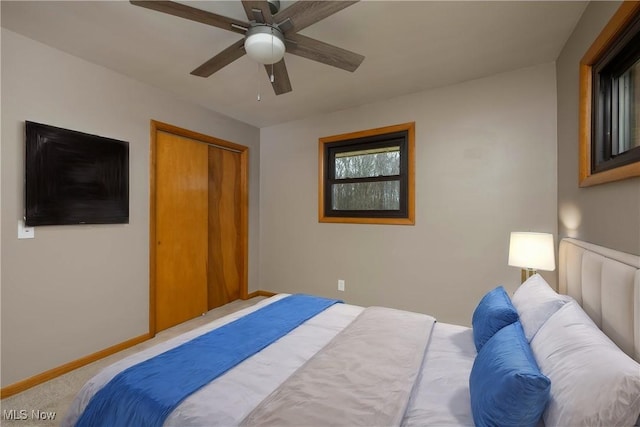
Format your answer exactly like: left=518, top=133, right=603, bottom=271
left=244, top=24, right=286, bottom=65
left=267, top=0, right=280, bottom=15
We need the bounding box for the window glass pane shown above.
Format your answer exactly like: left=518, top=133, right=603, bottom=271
left=615, top=58, right=640, bottom=154
left=332, top=181, right=400, bottom=210
left=334, top=146, right=400, bottom=179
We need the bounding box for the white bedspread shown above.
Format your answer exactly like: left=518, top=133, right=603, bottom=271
left=63, top=295, right=476, bottom=427
left=403, top=322, right=476, bottom=426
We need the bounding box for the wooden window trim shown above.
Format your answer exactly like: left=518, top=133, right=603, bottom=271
left=318, top=122, right=415, bottom=225
left=579, top=1, right=640, bottom=187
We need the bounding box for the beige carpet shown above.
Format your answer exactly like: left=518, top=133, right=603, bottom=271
left=1, top=297, right=266, bottom=427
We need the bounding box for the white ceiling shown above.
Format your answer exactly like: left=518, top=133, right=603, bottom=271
left=1, top=1, right=587, bottom=128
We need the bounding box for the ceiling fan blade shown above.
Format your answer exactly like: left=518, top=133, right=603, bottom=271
left=191, top=39, right=246, bottom=77
left=265, top=60, right=292, bottom=95
left=274, top=1, right=359, bottom=34
left=241, top=1, right=273, bottom=24
left=285, top=34, right=364, bottom=72
left=130, top=1, right=249, bottom=35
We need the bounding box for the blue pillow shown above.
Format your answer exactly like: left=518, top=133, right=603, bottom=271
left=469, top=321, right=550, bottom=427
left=472, top=286, right=519, bottom=351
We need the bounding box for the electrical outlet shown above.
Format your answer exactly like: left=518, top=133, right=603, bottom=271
left=338, top=279, right=345, bottom=291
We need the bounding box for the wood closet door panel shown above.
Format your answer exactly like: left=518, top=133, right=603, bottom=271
left=156, top=132, right=209, bottom=331
left=208, top=147, right=242, bottom=309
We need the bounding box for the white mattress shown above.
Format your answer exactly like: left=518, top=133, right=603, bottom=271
left=63, top=295, right=475, bottom=426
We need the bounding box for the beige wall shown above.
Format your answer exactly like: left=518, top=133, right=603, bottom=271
left=0, top=29, right=260, bottom=387
left=556, top=1, right=640, bottom=256
left=259, top=63, right=558, bottom=326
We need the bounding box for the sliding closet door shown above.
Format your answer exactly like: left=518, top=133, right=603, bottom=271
left=208, top=147, right=243, bottom=309
left=155, top=131, right=209, bottom=331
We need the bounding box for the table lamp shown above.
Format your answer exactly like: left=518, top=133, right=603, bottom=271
left=508, top=232, right=556, bottom=283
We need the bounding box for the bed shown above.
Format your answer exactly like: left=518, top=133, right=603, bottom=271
left=63, top=238, right=640, bottom=427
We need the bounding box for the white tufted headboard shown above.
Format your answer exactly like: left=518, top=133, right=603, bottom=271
left=558, top=238, right=640, bottom=362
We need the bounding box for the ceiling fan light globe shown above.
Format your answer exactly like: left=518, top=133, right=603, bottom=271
left=245, top=27, right=286, bottom=65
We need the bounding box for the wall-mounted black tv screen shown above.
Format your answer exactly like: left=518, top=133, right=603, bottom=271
left=25, top=121, right=129, bottom=226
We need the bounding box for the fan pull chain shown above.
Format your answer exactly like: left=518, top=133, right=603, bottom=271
left=257, top=62, right=262, bottom=102
left=270, top=27, right=275, bottom=83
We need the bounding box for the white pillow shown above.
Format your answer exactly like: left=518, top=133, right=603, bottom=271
left=511, top=274, right=571, bottom=341
left=530, top=301, right=640, bottom=427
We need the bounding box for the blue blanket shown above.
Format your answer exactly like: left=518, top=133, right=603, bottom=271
left=76, top=294, right=341, bottom=427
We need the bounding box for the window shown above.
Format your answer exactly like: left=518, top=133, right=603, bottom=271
left=579, top=2, right=640, bottom=186
left=319, top=122, right=415, bottom=225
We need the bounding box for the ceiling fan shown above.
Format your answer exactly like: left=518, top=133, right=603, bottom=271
left=130, top=0, right=365, bottom=96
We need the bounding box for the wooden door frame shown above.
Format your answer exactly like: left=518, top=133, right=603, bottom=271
left=149, top=120, right=249, bottom=336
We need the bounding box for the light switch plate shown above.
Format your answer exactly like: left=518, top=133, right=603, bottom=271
left=18, top=219, right=35, bottom=239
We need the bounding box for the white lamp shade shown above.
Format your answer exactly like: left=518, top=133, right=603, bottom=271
left=244, top=32, right=285, bottom=65
left=508, top=232, right=556, bottom=271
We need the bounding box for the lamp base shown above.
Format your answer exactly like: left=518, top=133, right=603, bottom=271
left=520, top=268, right=537, bottom=283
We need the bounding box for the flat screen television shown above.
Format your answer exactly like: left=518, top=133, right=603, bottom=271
left=25, top=121, right=129, bottom=226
